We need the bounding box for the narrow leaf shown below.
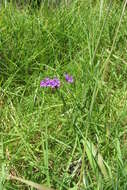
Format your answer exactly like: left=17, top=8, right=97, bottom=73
left=7, top=175, right=54, bottom=190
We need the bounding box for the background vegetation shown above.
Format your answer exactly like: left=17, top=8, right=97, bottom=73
left=0, top=0, right=127, bottom=189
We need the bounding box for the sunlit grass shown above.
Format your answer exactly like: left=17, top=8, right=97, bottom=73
left=0, top=0, right=127, bottom=189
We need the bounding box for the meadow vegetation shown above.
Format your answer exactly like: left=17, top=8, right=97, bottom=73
left=0, top=0, right=127, bottom=189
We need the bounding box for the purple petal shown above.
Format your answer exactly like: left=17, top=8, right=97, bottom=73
left=50, top=78, right=60, bottom=88
left=40, top=81, right=46, bottom=87
left=40, top=77, right=60, bottom=89
left=65, top=74, right=74, bottom=83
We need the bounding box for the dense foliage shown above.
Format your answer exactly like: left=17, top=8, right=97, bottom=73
left=0, top=1, right=127, bottom=189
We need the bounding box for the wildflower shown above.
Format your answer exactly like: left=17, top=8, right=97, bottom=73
left=40, top=77, right=60, bottom=89
left=45, top=78, right=51, bottom=87
left=65, top=74, right=74, bottom=83
left=40, top=80, right=47, bottom=87
left=50, top=78, right=60, bottom=88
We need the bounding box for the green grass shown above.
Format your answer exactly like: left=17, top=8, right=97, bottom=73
left=1, top=0, right=127, bottom=189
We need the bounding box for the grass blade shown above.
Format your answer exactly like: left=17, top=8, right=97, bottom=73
left=84, top=139, right=108, bottom=178
left=7, top=175, right=54, bottom=190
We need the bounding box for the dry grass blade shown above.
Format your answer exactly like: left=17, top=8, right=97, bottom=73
left=84, top=139, right=108, bottom=178
left=7, top=175, right=54, bottom=190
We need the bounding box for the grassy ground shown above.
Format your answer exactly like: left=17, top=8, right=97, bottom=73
left=1, top=0, right=127, bottom=189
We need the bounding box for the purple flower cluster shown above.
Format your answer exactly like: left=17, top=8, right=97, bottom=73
left=40, top=74, right=74, bottom=90
left=40, top=78, right=60, bottom=89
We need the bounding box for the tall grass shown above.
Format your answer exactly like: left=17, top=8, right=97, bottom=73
left=1, top=0, right=127, bottom=189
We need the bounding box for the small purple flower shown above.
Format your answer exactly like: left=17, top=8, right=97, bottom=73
left=40, top=77, right=60, bottom=89
left=50, top=78, right=60, bottom=88
left=45, top=78, right=51, bottom=87
left=40, top=81, right=46, bottom=87
left=65, top=74, right=74, bottom=83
